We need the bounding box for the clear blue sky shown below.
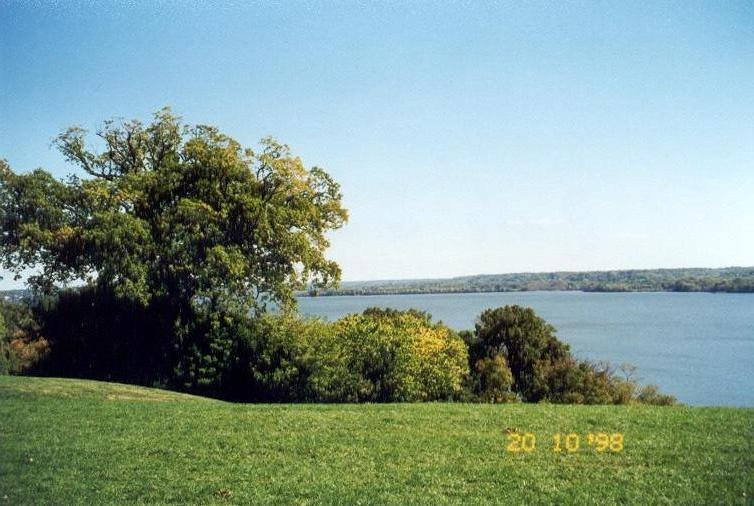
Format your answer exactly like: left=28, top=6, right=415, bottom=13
left=1, top=1, right=752, bottom=286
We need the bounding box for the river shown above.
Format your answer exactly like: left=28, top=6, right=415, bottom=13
left=298, top=291, right=754, bottom=406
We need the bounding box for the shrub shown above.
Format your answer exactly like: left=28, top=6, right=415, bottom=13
left=474, top=354, right=516, bottom=403
left=467, top=306, right=675, bottom=405
left=308, top=308, right=468, bottom=402
left=8, top=336, right=50, bottom=371
left=238, top=312, right=330, bottom=402
left=469, top=305, right=569, bottom=401
left=0, top=310, right=8, bottom=374
left=0, top=299, right=47, bottom=374
left=172, top=308, right=253, bottom=397
left=13, top=291, right=678, bottom=406
left=540, top=358, right=627, bottom=404
left=636, top=384, right=677, bottom=406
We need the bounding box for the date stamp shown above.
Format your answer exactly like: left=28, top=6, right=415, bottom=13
left=505, top=430, right=624, bottom=453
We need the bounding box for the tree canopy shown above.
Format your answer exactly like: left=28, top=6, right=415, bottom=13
left=0, top=108, right=348, bottom=316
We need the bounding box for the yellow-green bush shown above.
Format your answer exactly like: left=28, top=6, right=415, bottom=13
left=474, top=354, right=516, bottom=403
left=241, top=312, right=332, bottom=401
left=307, top=308, right=468, bottom=402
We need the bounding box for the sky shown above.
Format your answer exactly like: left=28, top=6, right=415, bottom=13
left=1, top=1, right=753, bottom=287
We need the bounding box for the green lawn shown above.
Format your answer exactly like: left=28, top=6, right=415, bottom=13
left=1, top=376, right=752, bottom=505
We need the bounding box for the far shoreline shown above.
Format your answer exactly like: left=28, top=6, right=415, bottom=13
left=300, top=266, right=754, bottom=296
left=298, top=289, right=749, bottom=297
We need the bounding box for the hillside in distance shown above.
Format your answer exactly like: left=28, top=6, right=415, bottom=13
left=3, top=268, right=753, bottom=301
left=306, top=267, right=754, bottom=296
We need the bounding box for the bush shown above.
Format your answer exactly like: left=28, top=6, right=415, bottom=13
left=7, top=336, right=50, bottom=372
left=14, top=291, right=677, bottom=406
left=636, top=384, right=677, bottom=406
left=539, top=358, right=633, bottom=404
left=0, top=299, right=47, bottom=374
left=468, top=305, right=569, bottom=401
left=467, top=305, right=675, bottom=405
left=474, top=354, right=517, bottom=403
left=307, top=308, right=468, bottom=402
left=35, top=286, right=260, bottom=399
left=228, top=308, right=468, bottom=402
left=237, top=312, right=330, bottom=402
left=172, top=308, right=253, bottom=398
left=0, top=310, right=8, bottom=374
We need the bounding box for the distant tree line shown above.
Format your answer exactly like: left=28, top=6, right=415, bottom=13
left=305, top=267, right=754, bottom=296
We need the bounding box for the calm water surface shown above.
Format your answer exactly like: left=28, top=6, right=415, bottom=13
left=297, top=292, right=754, bottom=406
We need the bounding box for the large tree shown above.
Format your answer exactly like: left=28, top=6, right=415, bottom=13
left=0, top=108, right=347, bottom=386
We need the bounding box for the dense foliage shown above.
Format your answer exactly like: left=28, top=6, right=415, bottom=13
left=464, top=305, right=674, bottom=404
left=0, top=298, right=47, bottom=375
left=236, top=308, right=468, bottom=402
left=467, top=306, right=569, bottom=401
left=309, top=267, right=754, bottom=295
left=0, top=109, right=347, bottom=389
left=239, top=312, right=330, bottom=401
left=8, top=297, right=471, bottom=402
left=472, top=354, right=516, bottom=403
left=313, top=308, right=468, bottom=402
left=30, top=286, right=173, bottom=385
left=1, top=291, right=674, bottom=405
left=1, top=110, right=347, bottom=307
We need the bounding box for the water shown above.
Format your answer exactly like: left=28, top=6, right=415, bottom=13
left=297, top=292, right=754, bottom=407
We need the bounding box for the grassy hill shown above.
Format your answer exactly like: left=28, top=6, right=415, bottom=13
left=1, top=376, right=752, bottom=504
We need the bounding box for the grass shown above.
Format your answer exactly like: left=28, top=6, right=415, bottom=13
left=1, top=376, right=752, bottom=505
